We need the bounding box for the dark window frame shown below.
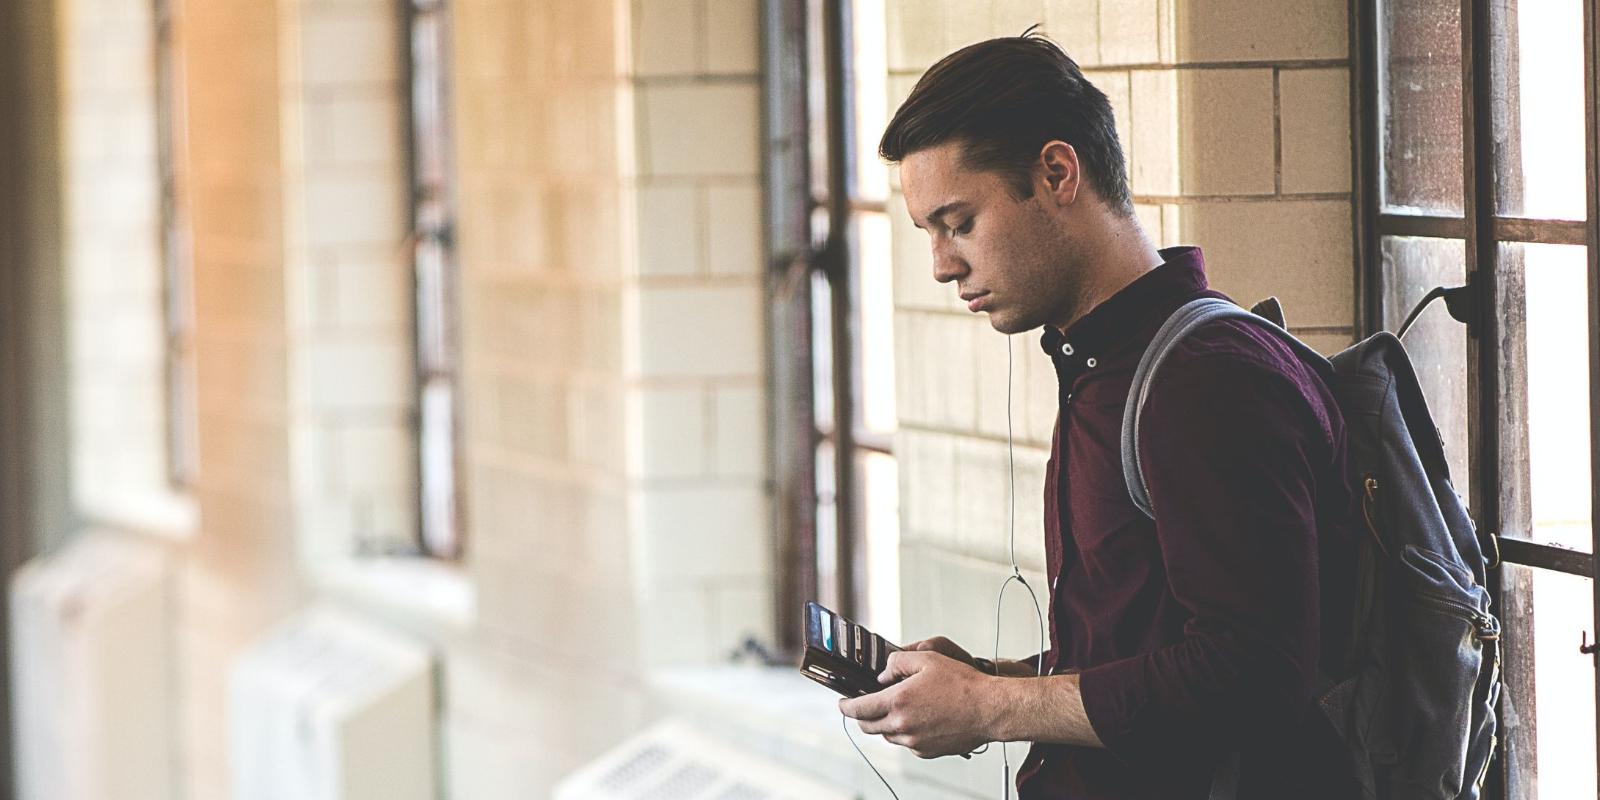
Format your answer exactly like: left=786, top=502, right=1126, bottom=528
left=764, top=0, right=893, bottom=657
left=155, top=0, right=197, bottom=491
left=402, top=0, right=465, bottom=560
left=1355, top=0, right=1600, bottom=794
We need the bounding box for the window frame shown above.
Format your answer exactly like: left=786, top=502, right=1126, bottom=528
left=155, top=0, right=197, bottom=492
left=402, top=0, right=465, bottom=560
left=1356, top=0, right=1600, bottom=793
left=763, top=0, right=893, bottom=657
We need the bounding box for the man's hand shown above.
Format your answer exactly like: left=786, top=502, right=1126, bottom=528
left=903, top=636, right=978, bottom=667
left=837, top=650, right=1000, bottom=759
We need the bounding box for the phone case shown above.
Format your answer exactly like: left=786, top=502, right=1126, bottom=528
left=799, top=601, right=900, bottom=697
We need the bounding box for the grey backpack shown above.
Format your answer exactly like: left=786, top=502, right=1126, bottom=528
left=1121, top=297, right=1501, bottom=800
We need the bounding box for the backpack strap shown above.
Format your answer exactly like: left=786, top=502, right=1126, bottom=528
left=1121, top=297, right=1332, bottom=519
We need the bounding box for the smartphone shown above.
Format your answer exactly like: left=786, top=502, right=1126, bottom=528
left=799, top=601, right=900, bottom=697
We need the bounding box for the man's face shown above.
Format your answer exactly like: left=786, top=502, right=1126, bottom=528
left=900, top=141, right=1079, bottom=334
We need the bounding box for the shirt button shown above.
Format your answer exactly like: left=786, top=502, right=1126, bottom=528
left=1086, top=357, right=1098, bottom=368
left=1060, top=342, right=1074, bottom=357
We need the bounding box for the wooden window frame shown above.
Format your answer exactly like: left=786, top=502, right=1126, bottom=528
left=764, top=0, right=891, bottom=657
left=1355, top=0, right=1600, bottom=793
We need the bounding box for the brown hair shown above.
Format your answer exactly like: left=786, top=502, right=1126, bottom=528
left=879, top=28, right=1133, bottom=216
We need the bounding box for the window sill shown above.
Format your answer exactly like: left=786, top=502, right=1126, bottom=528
left=647, top=665, right=907, bottom=770
left=311, top=555, right=476, bottom=632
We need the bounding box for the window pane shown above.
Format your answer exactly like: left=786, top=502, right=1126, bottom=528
left=1380, top=0, right=1465, bottom=215
left=860, top=451, right=900, bottom=643
left=856, top=212, right=895, bottom=435
left=1492, top=0, right=1586, bottom=220
left=1382, top=236, right=1471, bottom=489
left=850, top=0, right=888, bottom=204
left=1501, top=564, right=1598, bottom=800
left=1498, top=243, right=1592, bottom=547
left=815, top=439, right=840, bottom=611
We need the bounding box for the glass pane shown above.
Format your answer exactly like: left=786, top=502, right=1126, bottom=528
left=1498, top=243, right=1592, bottom=546
left=1492, top=0, right=1586, bottom=220
left=1380, top=0, right=1465, bottom=214
left=860, top=451, right=900, bottom=643
left=1382, top=236, right=1471, bottom=489
left=1501, top=564, right=1598, bottom=800
left=856, top=212, right=896, bottom=435
left=815, top=439, right=840, bottom=611
left=850, top=0, right=889, bottom=204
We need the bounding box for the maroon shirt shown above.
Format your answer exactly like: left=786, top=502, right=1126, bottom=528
left=1014, top=247, right=1360, bottom=799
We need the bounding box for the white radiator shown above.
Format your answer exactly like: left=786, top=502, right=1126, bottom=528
left=8, top=530, right=176, bottom=800
left=554, top=719, right=852, bottom=800
left=229, top=605, right=437, bottom=800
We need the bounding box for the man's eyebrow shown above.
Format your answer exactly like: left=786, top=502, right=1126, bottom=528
left=922, top=201, right=970, bottom=228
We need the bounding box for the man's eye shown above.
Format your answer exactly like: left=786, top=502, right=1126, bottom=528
left=953, top=219, right=974, bottom=235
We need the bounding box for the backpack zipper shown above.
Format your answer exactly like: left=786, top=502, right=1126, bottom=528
left=1361, top=476, right=1392, bottom=558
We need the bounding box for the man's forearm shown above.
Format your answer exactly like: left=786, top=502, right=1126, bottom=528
left=983, top=673, right=1105, bottom=749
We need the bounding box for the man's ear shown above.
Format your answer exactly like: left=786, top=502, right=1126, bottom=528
left=1038, top=140, right=1082, bottom=206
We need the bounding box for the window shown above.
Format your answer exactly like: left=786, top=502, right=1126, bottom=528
left=766, top=0, right=900, bottom=653
left=156, top=0, right=197, bottom=491
left=1359, top=0, right=1599, bottom=795
left=405, top=0, right=464, bottom=559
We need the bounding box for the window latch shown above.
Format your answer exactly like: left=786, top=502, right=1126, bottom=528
left=1580, top=631, right=1598, bottom=656
left=1396, top=282, right=1478, bottom=340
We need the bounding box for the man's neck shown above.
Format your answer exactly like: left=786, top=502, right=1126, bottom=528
left=1051, top=218, right=1163, bottom=335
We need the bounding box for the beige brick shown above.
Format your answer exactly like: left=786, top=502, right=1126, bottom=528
left=301, top=173, right=407, bottom=247
left=1295, top=331, right=1356, bottom=356
left=923, top=313, right=980, bottom=430
left=1133, top=69, right=1276, bottom=196
left=897, top=429, right=958, bottom=541
left=705, top=183, right=763, bottom=276
left=301, top=8, right=400, bottom=86
left=1178, top=69, right=1276, bottom=195
left=1173, top=0, right=1347, bottom=63
left=712, top=581, right=775, bottom=651
left=631, top=386, right=708, bottom=478
left=637, top=184, right=701, bottom=276
left=1019, top=338, right=1059, bottom=446
left=1043, top=0, right=1100, bottom=66
left=1170, top=199, right=1353, bottom=327
left=705, top=0, right=760, bottom=74
left=634, top=0, right=699, bottom=76
left=306, top=339, right=412, bottom=409
left=993, top=0, right=1048, bottom=38
left=636, top=284, right=763, bottom=377
left=945, top=0, right=1001, bottom=54
left=711, top=384, right=765, bottom=478
left=1279, top=68, right=1352, bottom=194
left=1130, top=70, right=1179, bottom=195
left=1099, top=0, right=1160, bottom=65
left=973, top=321, right=1018, bottom=438
left=637, top=485, right=770, bottom=579
left=638, top=83, right=761, bottom=178
left=897, top=544, right=1047, bottom=653
left=1133, top=202, right=1163, bottom=241
left=886, top=0, right=950, bottom=71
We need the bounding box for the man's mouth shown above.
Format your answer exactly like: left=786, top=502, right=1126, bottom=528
left=961, top=291, right=990, bottom=313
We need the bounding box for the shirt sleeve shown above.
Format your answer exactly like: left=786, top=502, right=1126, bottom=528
left=1076, top=348, right=1331, bottom=769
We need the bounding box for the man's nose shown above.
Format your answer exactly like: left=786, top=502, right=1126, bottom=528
left=931, top=241, right=966, bottom=284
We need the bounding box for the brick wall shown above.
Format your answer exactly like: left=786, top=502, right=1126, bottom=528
left=627, top=0, right=773, bottom=668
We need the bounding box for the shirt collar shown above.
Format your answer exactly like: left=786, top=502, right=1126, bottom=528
left=1039, top=246, right=1209, bottom=367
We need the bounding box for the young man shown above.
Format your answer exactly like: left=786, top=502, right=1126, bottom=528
left=837, top=32, right=1361, bottom=799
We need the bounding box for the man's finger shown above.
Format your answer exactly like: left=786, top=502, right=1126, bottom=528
left=838, top=688, right=892, bottom=721
left=879, top=649, right=934, bottom=684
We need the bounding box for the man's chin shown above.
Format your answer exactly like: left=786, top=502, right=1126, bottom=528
left=984, top=311, right=1036, bottom=335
